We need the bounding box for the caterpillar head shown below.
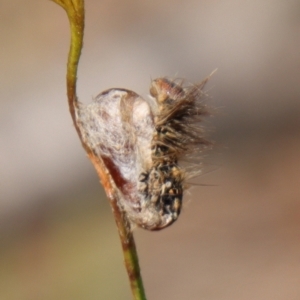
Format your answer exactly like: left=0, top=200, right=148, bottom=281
left=150, top=78, right=184, bottom=104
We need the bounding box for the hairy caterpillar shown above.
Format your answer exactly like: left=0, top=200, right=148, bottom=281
left=77, top=77, right=211, bottom=230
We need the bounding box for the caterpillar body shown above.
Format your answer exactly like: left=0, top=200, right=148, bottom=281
left=77, top=77, right=211, bottom=230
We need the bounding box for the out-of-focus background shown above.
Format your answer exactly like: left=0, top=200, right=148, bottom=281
left=1, top=0, right=300, bottom=299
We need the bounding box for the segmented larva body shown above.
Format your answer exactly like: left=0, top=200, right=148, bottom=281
left=77, top=77, right=210, bottom=230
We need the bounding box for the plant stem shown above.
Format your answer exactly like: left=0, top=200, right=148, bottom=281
left=51, top=1, right=147, bottom=299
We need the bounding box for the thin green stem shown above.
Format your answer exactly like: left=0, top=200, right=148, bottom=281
left=51, top=1, right=147, bottom=299
left=110, top=198, right=147, bottom=300
left=52, top=0, right=83, bottom=128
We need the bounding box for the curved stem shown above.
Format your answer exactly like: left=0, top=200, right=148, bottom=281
left=51, top=1, right=147, bottom=299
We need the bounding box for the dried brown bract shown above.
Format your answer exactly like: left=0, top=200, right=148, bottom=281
left=76, top=77, right=211, bottom=230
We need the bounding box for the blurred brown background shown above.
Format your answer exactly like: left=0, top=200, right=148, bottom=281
left=1, top=0, right=300, bottom=299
